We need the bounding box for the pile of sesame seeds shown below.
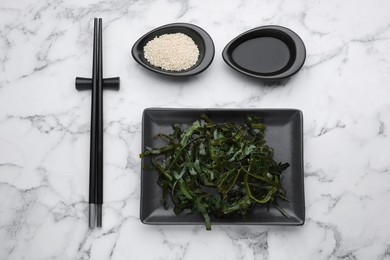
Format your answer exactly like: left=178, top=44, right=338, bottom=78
left=143, top=33, right=199, bottom=72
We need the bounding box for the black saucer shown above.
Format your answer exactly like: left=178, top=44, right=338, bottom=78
left=222, top=25, right=306, bottom=80
left=132, top=23, right=215, bottom=77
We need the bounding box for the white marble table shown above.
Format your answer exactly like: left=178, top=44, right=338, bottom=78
left=1, top=0, right=390, bottom=259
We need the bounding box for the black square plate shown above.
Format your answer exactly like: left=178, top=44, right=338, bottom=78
left=140, top=108, right=305, bottom=226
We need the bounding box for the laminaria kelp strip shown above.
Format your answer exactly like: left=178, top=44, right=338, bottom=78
left=140, top=114, right=290, bottom=230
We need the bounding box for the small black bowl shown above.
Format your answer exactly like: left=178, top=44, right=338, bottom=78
left=222, top=25, right=306, bottom=80
left=132, top=23, right=215, bottom=77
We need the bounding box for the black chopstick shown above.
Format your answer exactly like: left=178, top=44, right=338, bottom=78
left=89, top=18, right=99, bottom=228
left=96, top=18, right=103, bottom=227
left=76, top=18, right=120, bottom=229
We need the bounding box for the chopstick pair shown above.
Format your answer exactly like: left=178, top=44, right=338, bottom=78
left=75, top=18, right=120, bottom=228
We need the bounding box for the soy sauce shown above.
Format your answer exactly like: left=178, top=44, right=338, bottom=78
left=232, top=37, right=290, bottom=74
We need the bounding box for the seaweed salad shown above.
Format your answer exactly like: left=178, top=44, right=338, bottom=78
left=140, top=114, right=290, bottom=230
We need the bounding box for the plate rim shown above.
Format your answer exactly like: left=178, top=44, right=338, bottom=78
left=140, top=107, right=305, bottom=226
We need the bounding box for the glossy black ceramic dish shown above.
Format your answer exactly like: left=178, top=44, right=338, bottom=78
left=222, top=25, right=306, bottom=80
left=132, top=23, right=215, bottom=77
left=140, top=108, right=305, bottom=226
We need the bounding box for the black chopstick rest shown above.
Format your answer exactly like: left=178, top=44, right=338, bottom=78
left=75, top=18, right=120, bottom=229
left=76, top=77, right=120, bottom=90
